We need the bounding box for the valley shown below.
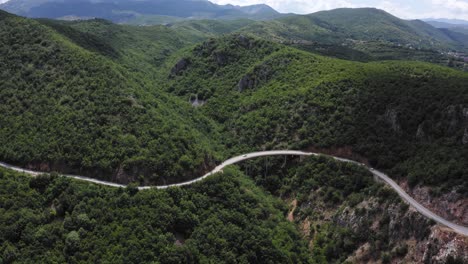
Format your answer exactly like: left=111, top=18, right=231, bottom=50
left=1, top=150, right=467, bottom=236
left=0, top=3, right=467, bottom=263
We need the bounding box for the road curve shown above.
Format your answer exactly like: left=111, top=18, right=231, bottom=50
left=1, top=150, right=467, bottom=236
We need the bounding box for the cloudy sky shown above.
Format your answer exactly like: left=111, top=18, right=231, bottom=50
left=211, top=0, right=468, bottom=20
left=0, top=0, right=466, bottom=20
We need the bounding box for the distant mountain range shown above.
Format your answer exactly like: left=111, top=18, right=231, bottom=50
left=424, top=19, right=468, bottom=39
left=235, top=8, right=468, bottom=56
left=424, top=18, right=468, bottom=26
left=0, top=0, right=282, bottom=23
left=2, top=0, right=466, bottom=56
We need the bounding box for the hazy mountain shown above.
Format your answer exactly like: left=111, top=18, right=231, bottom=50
left=0, top=0, right=282, bottom=23
left=238, top=8, right=468, bottom=60
left=424, top=18, right=468, bottom=26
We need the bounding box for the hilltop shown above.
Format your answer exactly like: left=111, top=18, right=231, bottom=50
left=0, top=10, right=222, bottom=185
left=0, top=0, right=282, bottom=23
left=238, top=8, right=468, bottom=64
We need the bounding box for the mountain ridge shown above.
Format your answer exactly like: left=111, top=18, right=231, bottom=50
left=0, top=0, right=283, bottom=22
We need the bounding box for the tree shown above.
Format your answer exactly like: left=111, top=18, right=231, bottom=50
left=64, top=231, right=80, bottom=255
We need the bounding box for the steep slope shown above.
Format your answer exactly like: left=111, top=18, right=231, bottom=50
left=164, top=34, right=468, bottom=201
left=0, top=0, right=282, bottom=23
left=306, top=8, right=455, bottom=48
left=240, top=155, right=468, bottom=263
left=0, top=10, right=221, bottom=185
left=37, top=18, right=208, bottom=76
left=167, top=19, right=255, bottom=39
left=1, top=153, right=466, bottom=263
left=0, top=166, right=312, bottom=263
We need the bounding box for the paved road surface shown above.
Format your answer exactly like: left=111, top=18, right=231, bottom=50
left=1, top=150, right=467, bottom=236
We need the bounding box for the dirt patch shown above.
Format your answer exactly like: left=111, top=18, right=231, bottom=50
left=288, top=199, right=297, bottom=222
left=301, top=218, right=312, bottom=238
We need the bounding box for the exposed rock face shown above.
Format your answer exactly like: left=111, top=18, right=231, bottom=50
left=170, top=58, right=190, bottom=76
left=193, top=34, right=255, bottom=61
left=237, top=58, right=290, bottom=91
left=384, top=108, right=401, bottom=132
left=291, top=183, right=468, bottom=264
left=463, top=128, right=468, bottom=145
left=422, top=227, right=468, bottom=264
left=400, top=180, right=468, bottom=226
left=463, top=108, right=468, bottom=119
left=333, top=198, right=468, bottom=264
left=214, top=51, right=229, bottom=66
left=416, top=123, right=426, bottom=139
left=189, top=94, right=206, bottom=107
left=238, top=74, right=256, bottom=91
left=446, top=105, right=460, bottom=133
left=414, top=105, right=467, bottom=143
left=237, top=34, right=254, bottom=49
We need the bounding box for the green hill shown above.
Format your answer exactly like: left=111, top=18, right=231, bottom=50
left=164, top=34, right=468, bottom=193
left=239, top=8, right=467, bottom=64
left=0, top=0, right=282, bottom=23
left=0, top=9, right=467, bottom=264
left=0, top=10, right=221, bottom=185
left=36, top=18, right=212, bottom=76
left=1, top=9, right=466, bottom=192
left=0, top=154, right=440, bottom=263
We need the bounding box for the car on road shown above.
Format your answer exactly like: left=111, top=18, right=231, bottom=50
left=243, top=154, right=247, bottom=157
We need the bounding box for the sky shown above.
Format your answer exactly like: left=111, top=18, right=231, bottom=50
left=211, top=0, right=468, bottom=20
left=0, top=0, right=467, bottom=20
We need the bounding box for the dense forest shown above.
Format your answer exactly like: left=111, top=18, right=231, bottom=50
left=1, top=9, right=467, bottom=191
left=1, top=9, right=466, bottom=192
left=0, top=163, right=310, bottom=263
left=0, top=10, right=223, bottom=185
left=2, top=155, right=453, bottom=263
left=164, top=34, right=468, bottom=194
left=0, top=8, right=467, bottom=263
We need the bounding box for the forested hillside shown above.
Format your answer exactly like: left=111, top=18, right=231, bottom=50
left=0, top=10, right=222, bottom=185
left=3, top=156, right=466, bottom=263
left=164, top=34, right=468, bottom=194
left=0, top=166, right=312, bottom=263
left=1, top=9, right=467, bottom=194
left=238, top=8, right=468, bottom=66
left=0, top=0, right=281, bottom=23
left=1, top=8, right=468, bottom=264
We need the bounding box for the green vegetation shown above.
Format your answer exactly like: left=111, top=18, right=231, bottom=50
left=0, top=166, right=311, bottom=263
left=1, top=10, right=466, bottom=193
left=239, top=155, right=432, bottom=263
left=0, top=155, right=435, bottom=263
left=0, top=0, right=282, bottom=23
left=0, top=10, right=222, bottom=185
left=238, top=8, right=467, bottom=67
left=165, top=34, right=468, bottom=193
left=37, top=18, right=207, bottom=76
left=0, top=8, right=466, bottom=264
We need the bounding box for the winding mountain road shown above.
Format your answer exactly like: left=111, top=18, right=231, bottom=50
left=1, top=150, right=467, bottom=236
